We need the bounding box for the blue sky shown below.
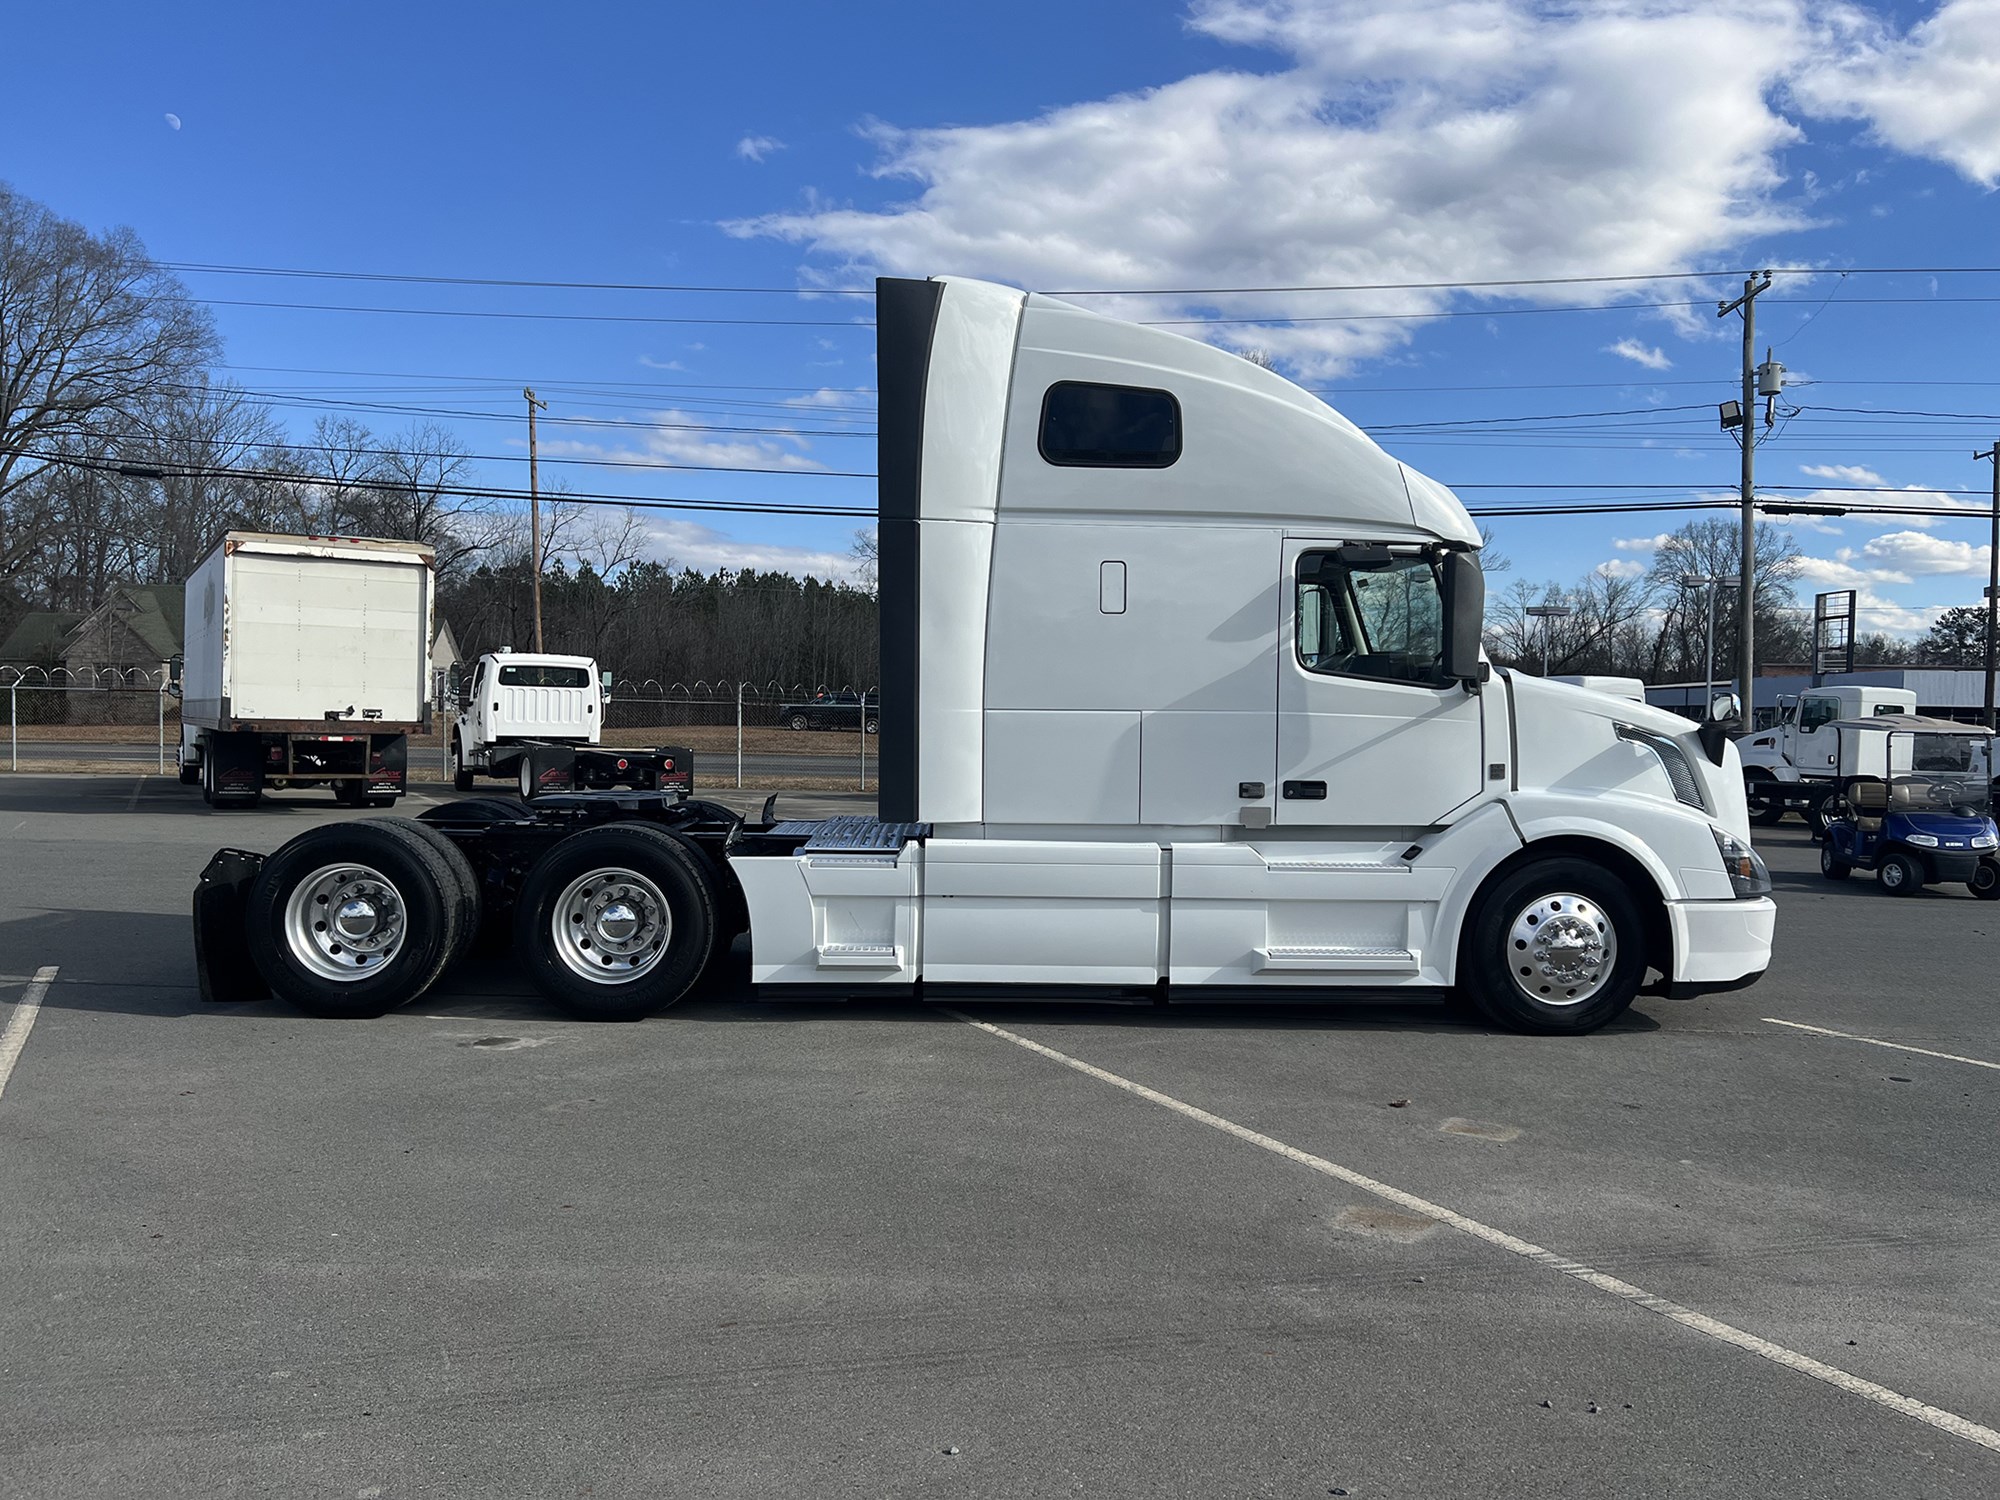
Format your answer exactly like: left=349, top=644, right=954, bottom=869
left=6, top=1, right=2000, bottom=639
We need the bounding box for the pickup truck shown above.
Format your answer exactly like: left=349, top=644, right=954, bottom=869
left=779, top=691, right=878, bottom=734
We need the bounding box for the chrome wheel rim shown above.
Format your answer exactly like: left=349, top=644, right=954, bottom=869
left=284, top=862, right=406, bottom=982
left=1506, top=892, right=1615, bottom=1007
left=550, top=866, right=672, bottom=985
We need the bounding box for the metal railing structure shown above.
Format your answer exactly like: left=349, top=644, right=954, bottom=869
left=2, top=666, right=175, bottom=774
left=0, top=666, right=880, bottom=789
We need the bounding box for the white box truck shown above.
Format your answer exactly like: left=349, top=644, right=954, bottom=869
left=194, top=278, right=1775, bottom=1033
left=178, top=532, right=434, bottom=808
left=1737, top=684, right=1918, bottom=826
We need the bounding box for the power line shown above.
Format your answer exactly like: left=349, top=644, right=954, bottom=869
left=162, top=259, right=2000, bottom=298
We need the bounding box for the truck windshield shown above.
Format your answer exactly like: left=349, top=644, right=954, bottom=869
left=1297, top=552, right=1447, bottom=688
left=498, top=664, right=591, bottom=688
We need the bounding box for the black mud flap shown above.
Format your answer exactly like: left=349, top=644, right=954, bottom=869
left=523, top=743, right=580, bottom=796
left=367, top=733, right=408, bottom=797
left=654, top=744, right=694, bottom=796
left=193, top=848, right=270, bottom=1003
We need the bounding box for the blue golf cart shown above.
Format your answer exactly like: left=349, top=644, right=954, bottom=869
left=1819, top=717, right=2000, bottom=898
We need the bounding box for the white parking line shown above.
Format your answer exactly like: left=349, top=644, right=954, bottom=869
left=0, top=965, right=59, bottom=1102
left=945, top=1008, right=2000, bottom=1457
left=1763, top=1018, right=2000, bottom=1072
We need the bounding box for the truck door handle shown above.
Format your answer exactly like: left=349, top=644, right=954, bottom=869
left=1282, top=780, right=1327, bottom=800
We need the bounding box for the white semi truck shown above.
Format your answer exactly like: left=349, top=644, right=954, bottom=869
left=193, top=276, right=1775, bottom=1033
left=444, top=648, right=693, bottom=800
left=1738, top=684, right=1918, bottom=825
left=178, top=533, right=435, bottom=809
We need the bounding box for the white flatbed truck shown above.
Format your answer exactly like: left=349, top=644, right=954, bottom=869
left=177, top=532, right=435, bottom=809
left=1738, top=685, right=1918, bottom=825
left=444, top=649, right=693, bottom=800
left=193, top=277, right=1775, bottom=1033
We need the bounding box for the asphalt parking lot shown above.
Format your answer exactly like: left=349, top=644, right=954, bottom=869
left=2, top=774, right=1997, bottom=1498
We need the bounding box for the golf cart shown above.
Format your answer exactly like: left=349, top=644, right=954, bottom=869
left=1819, top=717, right=2000, bottom=898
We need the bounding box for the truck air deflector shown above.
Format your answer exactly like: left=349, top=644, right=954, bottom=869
left=876, top=277, right=942, bottom=824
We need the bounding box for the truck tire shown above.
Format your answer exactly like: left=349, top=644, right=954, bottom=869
left=1744, top=774, right=1785, bottom=825
left=374, top=816, right=483, bottom=968
left=178, top=761, right=200, bottom=786
left=1878, top=852, right=1925, bottom=896
left=449, top=735, right=474, bottom=792
left=244, top=821, right=463, bottom=1017
left=513, top=823, right=718, bottom=1022
left=1457, top=857, right=1646, bottom=1036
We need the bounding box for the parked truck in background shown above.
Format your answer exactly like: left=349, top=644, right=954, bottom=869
left=178, top=532, right=434, bottom=809
left=196, top=276, right=1775, bottom=1034
left=446, top=649, right=693, bottom=800
left=1738, top=685, right=1918, bottom=825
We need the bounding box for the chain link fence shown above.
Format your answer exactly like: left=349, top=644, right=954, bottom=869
left=1, top=667, right=879, bottom=789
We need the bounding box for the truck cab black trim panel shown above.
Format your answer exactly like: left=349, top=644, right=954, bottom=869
left=875, top=277, right=942, bottom=825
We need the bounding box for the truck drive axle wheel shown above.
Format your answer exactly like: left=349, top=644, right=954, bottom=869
left=244, top=820, right=466, bottom=1018
left=513, top=823, right=718, bottom=1022
left=1457, top=857, right=1646, bottom=1035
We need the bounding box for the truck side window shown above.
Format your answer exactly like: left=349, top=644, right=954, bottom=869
left=1039, top=381, right=1181, bottom=467
left=1800, top=697, right=1838, bottom=732
left=1296, top=551, right=1448, bottom=688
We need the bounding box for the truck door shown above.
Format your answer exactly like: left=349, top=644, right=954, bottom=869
left=1275, top=541, right=1483, bottom=826
left=1791, top=692, right=1841, bottom=774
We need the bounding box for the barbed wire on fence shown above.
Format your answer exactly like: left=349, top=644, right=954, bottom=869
left=1, top=664, right=171, bottom=689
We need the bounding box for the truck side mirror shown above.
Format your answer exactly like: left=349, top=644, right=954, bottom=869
left=1698, top=691, right=1741, bottom=766
left=1440, top=550, right=1485, bottom=687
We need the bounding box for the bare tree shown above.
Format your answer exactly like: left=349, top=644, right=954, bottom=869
left=346, top=423, right=499, bottom=577
left=0, top=183, right=217, bottom=589
left=850, top=526, right=878, bottom=593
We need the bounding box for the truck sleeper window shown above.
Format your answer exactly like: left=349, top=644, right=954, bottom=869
left=1039, top=381, right=1181, bottom=467
left=1297, top=551, right=1448, bottom=688
left=498, top=665, right=591, bottom=688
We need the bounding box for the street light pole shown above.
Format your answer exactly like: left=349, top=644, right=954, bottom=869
left=1525, top=603, right=1572, bottom=677
left=1978, top=440, right=1999, bottom=730
left=1682, top=575, right=1738, bottom=712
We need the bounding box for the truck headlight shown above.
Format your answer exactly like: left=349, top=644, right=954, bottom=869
left=1906, top=833, right=1940, bottom=848
left=1712, top=828, right=1772, bottom=897
left=1617, top=724, right=1707, bottom=811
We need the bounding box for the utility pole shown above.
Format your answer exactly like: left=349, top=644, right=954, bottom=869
left=1978, top=440, right=2000, bottom=729
left=1718, top=271, right=1773, bottom=719
left=525, top=387, right=548, bottom=652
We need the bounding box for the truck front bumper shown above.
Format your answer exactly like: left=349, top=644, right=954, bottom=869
left=1665, top=896, right=1776, bottom=996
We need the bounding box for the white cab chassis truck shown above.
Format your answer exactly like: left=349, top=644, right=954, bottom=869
left=178, top=532, right=435, bottom=809
left=444, top=649, right=693, bottom=800
left=193, top=278, right=1775, bottom=1032
left=1737, top=685, right=1917, bottom=825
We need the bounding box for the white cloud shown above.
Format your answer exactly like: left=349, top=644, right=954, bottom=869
left=640, top=519, right=860, bottom=582
left=1614, top=533, right=1673, bottom=553
left=736, top=135, right=785, bottom=163
left=541, top=409, right=826, bottom=473
left=1605, top=337, right=1672, bottom=371
left=1796, top=554, right=1911, bottom=589
left=730, top=0, right=1816, bottom=374
left=1791, top=0, right=2000, bottom=186
left=1595, top=557, right=1649, bottom=580
left=1799, top=462, right=1887, bottom=486
left=638, top=355, right=687, bottom=372
left=1855, top=529, right=1991, bottom=576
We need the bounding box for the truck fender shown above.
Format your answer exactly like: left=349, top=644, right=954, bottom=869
left=1428, top=800, right=1682, bottom=986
